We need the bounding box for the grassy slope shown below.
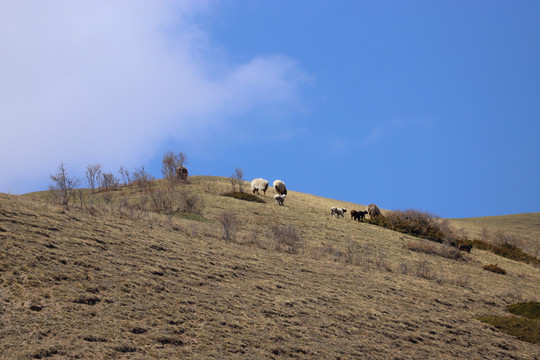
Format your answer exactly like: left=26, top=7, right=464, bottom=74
left=448, top=213, right=540, bottom=256
left=0, top=176, right=538, bottom=359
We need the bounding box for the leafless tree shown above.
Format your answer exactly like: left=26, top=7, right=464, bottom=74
left=49, top=161, right=80, bottom=205
left=86, top=164, right=102, bottom=193
left=229, top=167, right=245, bottom=193
left=100, top=172, right=119, bottom=192
left=162, top=151, right=188, bottom=186
left=119, top=165, right=131, bottom=186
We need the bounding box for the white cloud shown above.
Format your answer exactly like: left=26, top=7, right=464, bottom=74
left=0, top=1, right=306, bottom=193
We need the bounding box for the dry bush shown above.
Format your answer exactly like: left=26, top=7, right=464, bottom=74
left=228, top=167, right=245, bottom=193
left=177, top=190, right=205, bottom=215
left=131, top=166, right=155, bottom=193
left=398, top=262, right=410, bottom=275
left=415, top=260, right=432, bottom=279
left=49, top=161, right=80, bottom=205
left=85, top=164, right=102, bottom=193
left=405, top=240, right=464, bottom=260
left=218, top=211, right=241, bottom=242
left=99, top=172, right=119, bottom=192
left=368, top=209, right=445, bottom=242
left=149, top=189, right=179, bottom=214
left=147, top=189, right=205, bottom=216
left=271, top=224, right=303, bottom=254
left=119, top=165, right=131, bottom=186
left=484, top=263, right=507, bottom=275
left=162, top=150, right=188, bottom=186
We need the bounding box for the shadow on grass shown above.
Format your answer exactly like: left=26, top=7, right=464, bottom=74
left=222, top=192, right=265, bottom=203
left=174, top=212, right=207, bottom=222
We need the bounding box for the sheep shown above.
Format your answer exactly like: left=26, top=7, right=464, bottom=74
left=251, top=178, right=269, bottom=196
left=367, top=203, right=382, bottom=219
left=175, top=166, right=188, bottom=181
left=273, top=180, right=287, bottom=195
left=459, top=244, right=472, bottom=253
left=350, top=210, right=368, bottom=221
left=331, top=206, right=347, bottom=218
left=274, top=194, right=286, bottom=206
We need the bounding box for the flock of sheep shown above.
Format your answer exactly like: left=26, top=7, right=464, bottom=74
left=331, top=203, right=382, bottom=221
left=250, top=178, right=287, bottom=206
left=250, top=178, right=382, bottom=221
left=250, top=177, right=473, bottom=253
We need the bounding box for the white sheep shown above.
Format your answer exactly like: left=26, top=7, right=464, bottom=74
left=274, top=194, right=286, bottom=206
left=273, top=180, right=287, bottom=195
left=250, top=178, right=269, bottom=196
left=331, top=206, right=347, bottom=218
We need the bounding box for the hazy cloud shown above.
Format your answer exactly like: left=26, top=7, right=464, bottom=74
left=361, top=118, right=433, bottom=147
left=0, top=1, right=306, bottom=193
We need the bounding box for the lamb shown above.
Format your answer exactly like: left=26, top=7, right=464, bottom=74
left=367, top=203, right=382, bottom=219
left=274, top=194, right=286, bottom=206
left=350, top=210, right=368, bottom=221
left=251, top=178, right=269, bottom=196
left=331, top=206, right=347, bottom=218
left=273, top=180, right=287, bottom=195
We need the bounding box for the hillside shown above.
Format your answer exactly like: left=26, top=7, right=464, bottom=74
left=448, top=213, right=540, bottom=257
left=1, top=176, right=539, bottom=359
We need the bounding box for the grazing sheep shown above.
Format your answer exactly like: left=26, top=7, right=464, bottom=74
left=251, top=178, right=269, bottom=196
left=331, top=206, right=347, bottom=218
left=459, top=244, right=472, bottom=253
left=350, top=210, right=368, bottom=221
left=175, top=166, right=188, bottom=181
left=367, top=204, right=382, bottom=218
left=273, top=180, right=287, bottom=195
left=274, top=194, right=286, bottom=206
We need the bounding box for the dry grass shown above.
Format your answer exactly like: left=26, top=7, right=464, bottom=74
left=448, top=213, right=540, bottom=257
left=1, top=175, right=538, bottom=359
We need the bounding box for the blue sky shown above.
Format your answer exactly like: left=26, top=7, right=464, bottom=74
left=1, top=1, right=539, bottom=218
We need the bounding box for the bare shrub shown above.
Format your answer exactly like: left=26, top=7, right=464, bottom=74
left=86, top=164, right=102, bottom=193
left=344, top=240, right=360, bottom=264
left=484, top=263, right=507, bottom=275
left=271, top=224, right=303, bottom=254
left=147, top=189, right=204, bottom=216
left=177, top=190, right=205, bottom=215
left=162, top=151, right=188, bottom=186
left=454, top=274, right=472, bottom=289
left=132, top=166, right=155, bottom=193
left=49, top=162, right=80, bottom=205
left=218, top=211, right=240, bottom=242
left=228, top=167, right=245, bottom=193
left=493, top=230, right=519, bottom=247
left=119, top=165, right=131, bottom=186
left=415, top=260, right=432, bottom=279
left=320, top=242, right=344, bottom=261
left=246, top=228, right=262, bottom=247
left=399, top=262, right=409, bottom=275
left=149, top=189, right=178, bottom=214
left=374, top=249, right=391, bottom=271
left=405, top=240, right=464, bottom=260
left=438, top=219, right=466, bottom=246
left=100, top=172, right=119, bottom=192
left=101, top=190, right=114, bottom=204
